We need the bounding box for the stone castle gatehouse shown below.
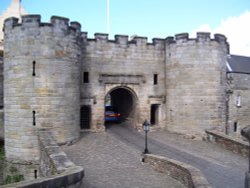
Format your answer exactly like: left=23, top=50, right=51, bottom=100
left=2, top=14, right=250, bottom=179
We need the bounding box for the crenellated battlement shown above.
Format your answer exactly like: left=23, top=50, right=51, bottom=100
left=165, top=32, right=229, bottom=54
left=197, top=32, right=211, bottom=42
left=131, top=36, right=148, bottom=46
left=115, top=35, right=128, bottom=45
left=3, top=14, right=230, bottom=53
left=4, top=14, right=229, bottom=52
left=214, top=33, right=227, bottom=43
left=82, top=31, right=227, bottom=51
left=85, top=32, right=165, bottom=46
left=81, top=32, right=166, bottom=50
left=166, top=32, right=228, bottom=44
left=4, top=15, right=82, bottom=37
left=94, top=33, right=109, bottom=42
left=22, top=14, right=41, bottom=27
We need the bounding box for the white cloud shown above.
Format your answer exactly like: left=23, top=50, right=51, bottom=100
left=191, top=11, right=250, bottom=56
left=191, top=24, right=212, bottom=35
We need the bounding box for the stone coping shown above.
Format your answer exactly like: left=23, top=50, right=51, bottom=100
left=206, top=130, right=249, bottom=157
left=143, top=154, right=212, bottom=188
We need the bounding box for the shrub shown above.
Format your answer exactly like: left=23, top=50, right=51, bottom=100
left=4, top=166, right=24, bottom=185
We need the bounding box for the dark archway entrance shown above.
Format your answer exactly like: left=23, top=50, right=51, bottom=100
left=150, top=104, right=159, bottom=125
left=80, top=105, right=91, bottom=129
left=105, top=87, right=137, bottom=124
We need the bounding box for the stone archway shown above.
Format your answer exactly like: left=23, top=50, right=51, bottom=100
left=105, top=86, right=138, bottom=126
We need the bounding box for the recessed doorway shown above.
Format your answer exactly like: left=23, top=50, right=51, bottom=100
left=80, top=105, right=91, bottom=129
left=150, top=104, right=159, bottom=125
left=105, top=87, right=138, bottom=126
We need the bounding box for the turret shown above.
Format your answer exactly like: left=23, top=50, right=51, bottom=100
left=165, top=32, right=228, bottom=137
left=3, top=15, right=82, bottom=180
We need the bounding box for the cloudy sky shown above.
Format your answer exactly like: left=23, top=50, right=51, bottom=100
left=1, top=0, right=249, bottom=56
left=191, top=10, right=250, bottom=56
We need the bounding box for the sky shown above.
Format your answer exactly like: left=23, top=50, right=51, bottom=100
left=0, top=0, right=250, bottom=56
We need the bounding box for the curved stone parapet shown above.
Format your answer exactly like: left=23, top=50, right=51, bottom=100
left=143, top=154, right=212, bottom=188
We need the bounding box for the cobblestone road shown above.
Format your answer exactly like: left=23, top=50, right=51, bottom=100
left=64, top=122, right=248, bottom=188
left=63, top=129, right=185, bottom=188
left=108, top=123, right=247, bottom=188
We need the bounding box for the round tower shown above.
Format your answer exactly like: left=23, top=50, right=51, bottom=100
left=3, top=15, right=81, bottom=179
left=165, top=32, right=229, bottom=138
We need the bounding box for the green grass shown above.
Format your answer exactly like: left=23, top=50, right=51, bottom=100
left=0, top=146, right=24, bottom=185
left=4, top=166, right=24, bottom=185
left=4, top=174, right=24, bottom=185
left=0, top=147, right=4, bottom=160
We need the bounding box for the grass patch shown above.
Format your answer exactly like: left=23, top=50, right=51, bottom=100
left=0, top=147, right=4, bottom=161
left=4, top=166, right=24, bottom=185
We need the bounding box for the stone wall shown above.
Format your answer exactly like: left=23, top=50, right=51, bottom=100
left=0, top=56, right=3, bottom=108
left=81, top=33, right=166, bottom=130
left=1, top=130, right=84, bottom=188
left=2, top=14, right=236, bottom=137
left=143, top=154, right=212, bottom=188
left=3, top=15, right=81, bottom=179
left=206, top=130, right=249, bottom=157
left=165, top=33, right=228, bottom=137
left=227, top=73, right=250, bottom=137
left=0, top=56, right=3, bottom=140
left=1, top=167, right=83, bottom=188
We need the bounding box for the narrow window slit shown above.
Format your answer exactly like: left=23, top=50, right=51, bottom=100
left=32, top=61, right=36, bottom=76
left=33, top=110, right=36, bottom=126
left=34, top=170, right=37, bottom=179
left=153, top=74, right=158, bottom=85
left=234, top=122, right=237, bottom=132
left=83, top=72, right=89, bottom=83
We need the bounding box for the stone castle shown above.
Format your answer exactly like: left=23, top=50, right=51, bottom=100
left=0, top=1, right=250, bottom=182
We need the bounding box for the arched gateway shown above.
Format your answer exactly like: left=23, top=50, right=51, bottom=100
left=105, top=86, right=139, bottom=126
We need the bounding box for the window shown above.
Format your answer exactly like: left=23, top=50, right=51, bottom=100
left=32, top=61, right=36, bottom=76
left=33, top=110, right=36, bottom=126
left=83, top=72, right=89, bottom=83
left=236, top=95, right=241, bottom=107
left=234, top=122, right=238, bottom=132
left=34, top=170, right=38, bottom=179
left=153, top=74, right=158, bottom=85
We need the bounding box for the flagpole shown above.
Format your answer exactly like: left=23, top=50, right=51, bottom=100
left=107, top=0, right=110, bottom=34
left=19, top=0, right=21, bottom=18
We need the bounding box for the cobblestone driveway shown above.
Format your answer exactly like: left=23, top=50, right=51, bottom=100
left=63, top=131, right=185, bottom=188
left=108, top=123, right=248, bottom=188
left=64, top=122, right=248, bottom=188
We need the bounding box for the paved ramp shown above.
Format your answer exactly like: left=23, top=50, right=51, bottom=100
left=64, top=122, right=247, bottom=188
left=63, top=129, right=185, bottom=188
left=109, top=123, right=247, bottom=188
